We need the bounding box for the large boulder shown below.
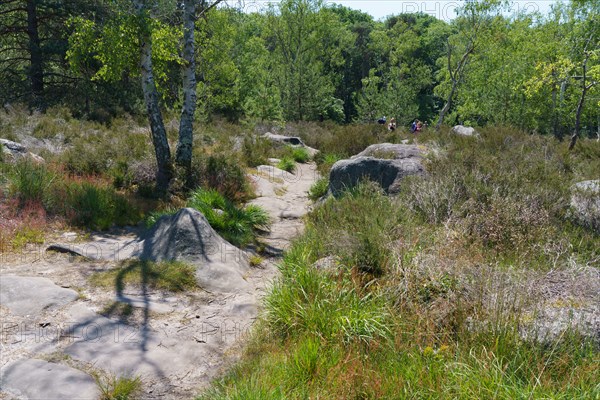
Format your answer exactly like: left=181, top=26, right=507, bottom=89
left=263, top=132, right=305, bottom=146
left=0, top=138, right=45, bottom=163
left=571, top=180, right=600, bottom=233
left=262, top=132, right=319, bottom=157
left=329, top=143, right=425, bottom=197
left=451, top=125, right=479, bottom=137
left=138, top=208, right=249, bottom=292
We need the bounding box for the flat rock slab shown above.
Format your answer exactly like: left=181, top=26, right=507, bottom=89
left=64, top=305, right=218, bottom=379
left=0, top=359, right=99, bottom=400
left=256, top=165, right=297, bottom=183
left=0, top=276, right=78, bottom=317
left=47, top=237, right=144, bottom=262
left=116, top=294, right=174, bottom=314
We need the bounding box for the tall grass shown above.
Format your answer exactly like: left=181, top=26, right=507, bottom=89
left=9, top=160, right=57, bottom=207
left=199, top=130, right=600, bottom=399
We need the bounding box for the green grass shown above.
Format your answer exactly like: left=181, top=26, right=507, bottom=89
left=8, top=160, right=57, bottom=207
left=89, top=260, right=197, bottom=293
left=198, top=129, right=600, bottom=399
left=291, top=147, right=311, bottom=163
left=94, top=372, right=142, bottom=400
left=187, top=188, right=270, bottom=246
left=145, top=189, right=270, bottom=246
left=308, top=177, right=329, bottom=201
left=64, top=182, right=142, bottom=230
left=277, top=157, right=296, bottom=173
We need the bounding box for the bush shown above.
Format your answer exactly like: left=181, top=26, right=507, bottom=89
left=241, top=135, right=271, bottom=167
left=63, top=182, right=141, bottom=230
left=204, top=154, right=250, bottom=202
left=277, top=157, right=296, bottom=173
left=314, top=152, right=341, bottom=176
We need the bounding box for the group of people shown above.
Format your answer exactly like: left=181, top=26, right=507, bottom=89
left=377, top=116, right=426, bottom=133
left=410, top=119, right=425, bottom=133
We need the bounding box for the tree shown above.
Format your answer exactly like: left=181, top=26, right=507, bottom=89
left=0, top=0, right=104, bottom=109
left=434, top=0, right=503, bottom=129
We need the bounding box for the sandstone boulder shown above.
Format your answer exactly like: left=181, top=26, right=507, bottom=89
left=329, top=143, right=425, bottom=197
left=451, top=125, right=479, bottom=137
left=138, top=208, right=249, bottom=292
left=0, top=138, right=45, bottom=163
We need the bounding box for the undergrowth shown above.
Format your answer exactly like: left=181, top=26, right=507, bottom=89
left=199, top=128, right=600, bottom=399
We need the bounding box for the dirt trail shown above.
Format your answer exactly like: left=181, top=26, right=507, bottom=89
left=0, top=162, right=318, bottom=399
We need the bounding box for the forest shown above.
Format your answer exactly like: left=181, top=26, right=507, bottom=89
left=1, top=0, right=598, bottom=136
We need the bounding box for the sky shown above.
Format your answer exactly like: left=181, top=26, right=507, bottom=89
left=232, top=0, right=558, bottom=21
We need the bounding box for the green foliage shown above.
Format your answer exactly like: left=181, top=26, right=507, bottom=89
left=8, top=161, right=56, bottom=207
left=291, top=147, right=311, bottom=163
left=241, top=135, right=271, bottom=167
left=186, top=188, right=270, bottom=246
left=198, top=127, right=600, bottom=399
left=145, top=207, right=178, bottom=229
left=308, top=177, right=329, bottom=201
left=89, top=259, right=197, bottom=293
left=202, top=154, right=250, bottom=202
left=64, top=182, right=141, bottom=230
left=277, top=157, right=296, bottom=173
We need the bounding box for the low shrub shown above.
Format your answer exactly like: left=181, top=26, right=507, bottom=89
left=63, top=182, right=141, bottom=230
left=313, top=152, right=341, bottom=176
left=204, top=154, right=250, bottom=202
left=241, top=135, right=271, bottom=167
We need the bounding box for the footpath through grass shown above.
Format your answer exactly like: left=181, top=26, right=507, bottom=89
left=199, top=128, right=600, bottom=399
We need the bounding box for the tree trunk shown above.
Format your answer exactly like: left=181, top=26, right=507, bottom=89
left=175, top=0, right=197, bottom=171
left=569, top=85, right=587, bottom=150
left=26, top=0, right=44, bottom=109
left=135, top=0, right=172, bottom=192
left=436, top=82, right=456, bottom=130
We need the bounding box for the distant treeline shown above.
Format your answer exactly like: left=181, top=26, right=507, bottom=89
left=1, top=0, right=598, bottom=137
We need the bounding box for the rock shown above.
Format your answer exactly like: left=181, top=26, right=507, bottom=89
left=329, top=144, right=425, bottom=197
left=313, top=256, right=341, bottom=271
left=262, top=132, right=319, bottom=158
left=353, top=143, right=424, bottom=159
left=451, top=125, right=480, bottom=137
left=138, top=208, right=249, bottom=292
left=571, top=180, right=600, bottom=233
left=257, top=164, right=296, bottom=183
left=0, top=275, right=78, bottom=316
left=0, top=359, right=99, bottom=400
left=63, top=303, right=215, bottom=381
left=0, top=138, right=45, bottom=163
left=263, top=132, right=305, bottom=146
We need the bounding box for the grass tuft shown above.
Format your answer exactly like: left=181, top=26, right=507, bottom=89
left=94, top=372, right=142, bottom=400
